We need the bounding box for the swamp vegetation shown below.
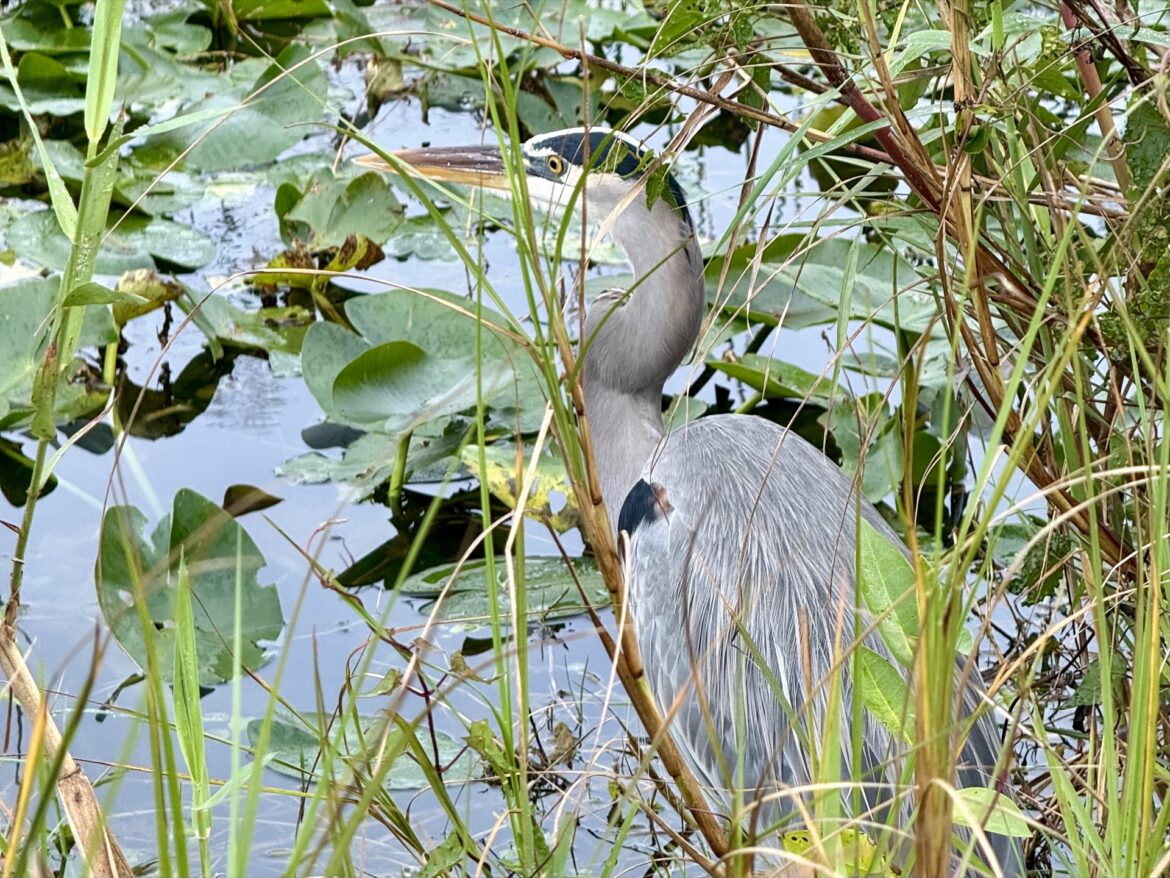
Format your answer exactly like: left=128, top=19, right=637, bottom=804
left=0, top=0, right=1168, bottom=875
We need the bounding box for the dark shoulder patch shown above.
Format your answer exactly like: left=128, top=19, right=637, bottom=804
left=618, top=479, right=672, bottom=536
left=618, top=479, right=657, bottom=537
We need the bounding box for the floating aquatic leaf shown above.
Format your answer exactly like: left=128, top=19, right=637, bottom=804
left=0, top=53, right=85, bottom=116
left=298, top=289, right=543, bottom=450
left=707, top=235, right=935, bottom=332
left=706, top=353, right=840, bottom=402
left=278, top=422, right=469, bottom=492
left=401, top=555, right=608, bottom=627
left=0, top=278, right=114, bottom=428
left=153, top=45, right=327, bottom=171
left=461, top=442, right=580, bottom=533
left=333, top=341, right=506, bottom=434
left=8, top=210, right=215, bottom=274
left=278, top=169, right=404, bottom=250
left=0, top=136, right=36, bottom=186
left=195, top=297, right=312, bottom=357
left=96, top=489, right=284, bottom=686
left=249, top=714, right=479, bottom=790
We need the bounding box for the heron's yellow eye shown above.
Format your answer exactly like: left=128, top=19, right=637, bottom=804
left=546, top=155, right=566, bottom=175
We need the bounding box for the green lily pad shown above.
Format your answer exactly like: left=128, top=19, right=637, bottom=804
left=299, top=289, right=543, bottom=443
left=96, top=489, right=284, bottom=686
left=0, top=137, right=36, bottom=186
left=196, top=297, right=312, bottom=357
left=332, top=340, right=506, bottom=434
left=249, top=714, right=479, bottom=790
left=8, top=210, right=215, bottom=274
left=0, top=53, right=85, bottom=116
left=401, top=555, right=608, bottom=627
left=707, top=235, right=936, bottom=332
left=380, top=215, right=458, bottom=262
left=41, top=140, right=206, bottom=217
left=278, top=169, right=405, bottom=250
left=0, top=5, right=95, bottom=55
left=706, top=353, right=841, bottom=402
left=461, top=442, right=580, bottom=533
left=153, top=45, right=327, bottom=171
left=278, top=421, right=470, bottom=494
left=0, top=278, right=115, bottom=428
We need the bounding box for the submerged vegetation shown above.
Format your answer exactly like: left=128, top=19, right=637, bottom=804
left=0, top=0, right=1168, bottom=875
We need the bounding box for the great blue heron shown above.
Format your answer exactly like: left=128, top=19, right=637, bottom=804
left=358, top=128, right=1020, bottom=875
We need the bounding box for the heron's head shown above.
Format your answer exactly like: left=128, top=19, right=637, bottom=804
left=356, top=127, right=691, bottom=227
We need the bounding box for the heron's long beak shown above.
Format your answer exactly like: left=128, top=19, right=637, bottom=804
left=354, top=144, right=510, bottom=191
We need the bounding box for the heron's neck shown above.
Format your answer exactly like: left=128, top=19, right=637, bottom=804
left=581, top=196, right=705, bottom=525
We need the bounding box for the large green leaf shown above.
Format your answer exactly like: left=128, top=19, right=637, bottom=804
left=153, top=45, right=327, bottom=171
left=857, top=519, right=918, bottom=668
left=0, top=278, right=115, bottom=427
left=856, top=646, right=914, bottom=744
left=278, top=169, right=404, bottom=250
left=331, top=340, right=497, bottom=433
left=951, top=787, right=1032, bottom=838
left=299, top=289, right=542, bottom=443
left=707, top=235, right=936, bottom=332
left=0, top=53, right=85, bottom=116
left=96, top=489, right=284, bottom=686
left=42, top=139, right=206, bottom=216
left=8, top=209, right=215, bottom=273
left=248, top=714, right=479, bottom=789
left=401, top=555, right=608, bottom=627
left=461, top=442, right=580, bottom=533
left=706, top=353, right=840, bottom=402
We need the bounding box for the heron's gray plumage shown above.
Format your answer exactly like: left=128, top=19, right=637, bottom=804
left=373, top=127, right=1021, bottom=875
left=557, top=130, right=1020, bottom=873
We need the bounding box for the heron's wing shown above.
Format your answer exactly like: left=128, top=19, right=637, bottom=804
left=624, top=415, right=1014, bottom=862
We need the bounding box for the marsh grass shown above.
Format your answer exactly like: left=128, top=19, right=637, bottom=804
left=2, top=0, right=1169, bottom=876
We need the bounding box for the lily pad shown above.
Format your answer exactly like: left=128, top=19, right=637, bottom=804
left=461, top=442, right=580, bottom=533
left=707, top=235, right=936, bottom=332
left=299, top=289, right=543, bottom=439
left=196, top=297, right=312, bottom=357
left=401, top=555, right=608, bottom=627
left=277, top=169, right=405, bottom=250
left=96, top=489, right=284, bottom=686
left=8, top=209, right=215, bottom=274
left=706, top=353, right=841, bottom=402
left=0, top=278, right=116, bottom=428
left=278, top=421, right=470, bottom=492
left=153, top=45, right=328, bottom=171
left=249, top=713, right=479, bottom=790
left=41, top=140, right=206, bottom=217
left=380, top=215, right=458, bottom=262
left=0, top=53, right=85, bottom=116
